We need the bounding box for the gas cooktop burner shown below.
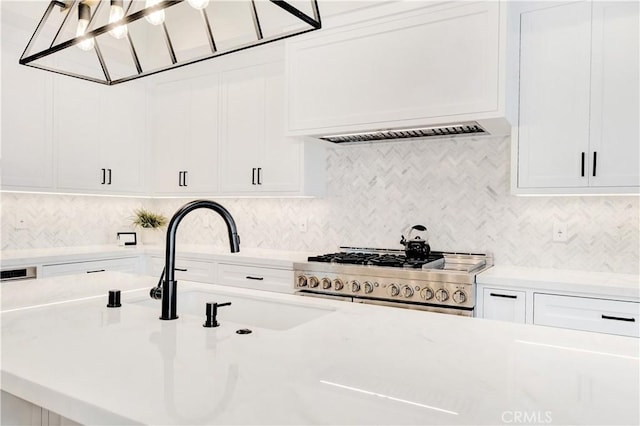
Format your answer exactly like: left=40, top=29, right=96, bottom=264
left=307, top=252, right=444, bottom=268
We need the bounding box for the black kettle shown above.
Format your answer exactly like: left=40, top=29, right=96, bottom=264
left=400, top=225, right=431, bottom=260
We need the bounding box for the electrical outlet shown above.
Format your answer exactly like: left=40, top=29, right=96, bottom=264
left=299, top=218, right=308, bottom=233
left=552, top=222, right=568, bottom=242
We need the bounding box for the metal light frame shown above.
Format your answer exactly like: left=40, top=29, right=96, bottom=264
left=20, top=0, right=321, bottom=85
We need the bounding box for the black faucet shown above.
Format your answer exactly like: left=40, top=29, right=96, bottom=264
left=150, top=200, right=240, bottom=320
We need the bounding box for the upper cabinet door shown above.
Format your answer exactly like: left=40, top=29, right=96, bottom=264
left=151, top=79, right=190, bottom=194
left=287, top=2, right=503, bottom=136
left=261, top=61, right=300, bottom=193
left=517, top=2, right=592, bottom=189
left=588, top=1, right=640, bottom=188
left=55, top=76, right=103, bottom=192
left=1, top=40, right=53, bottom=190
left=101, top=83, right=147, bottom=194
left=219, top=64, right=265, bottom=193
left=185, top=74, right=220, bottom=194
left=151, top=75, right=220, bottom=195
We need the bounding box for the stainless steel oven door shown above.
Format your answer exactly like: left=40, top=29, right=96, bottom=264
left=296, top=291, right=354, bottom=303
left=357, top=298, right=474, bottom=317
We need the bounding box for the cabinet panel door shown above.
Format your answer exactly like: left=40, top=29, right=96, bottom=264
left=287, top=2, right=501, bottom=132
left=589, top=1, right=640, bottom=187
left=261, top=62, right=300, bottom=192
left=185, top=75, right=220, bottom=194
left=55, top=76, right=102, bottom=191
left=1, top=41, right=53, bottom=190
left=482, top=288, right=526, bottom=323
left=518, top=2, right=591, bottom=188
left=219, top=65, right=263, bottom=193
left=100, top=83, right=147, bottom=193
left=151, top=80, right=189, bottom=194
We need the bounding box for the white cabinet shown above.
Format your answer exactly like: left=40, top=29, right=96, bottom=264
left=54, top=76, right=147, bottom=194
left=145, top=256, right=217, bottom=283
left=286, top=1, right=508, bottom=137
left=217, top=263, right=294, bottom=293
left=1, top=39, right=54, bottom=191
left=151, top=75, right=219, bottom=195
left=480, top=287, right=527, bottom=323
left=41, top=257, right=140, bottom=278
left=534, top=293, right=640, bottom=337
left=219, top=61, right=325, bottom=196
left=1, top=391, right=80, bottom=426
left=515, top=1, right=639, bottom=193
left=588, top=1, right=640, bottom=188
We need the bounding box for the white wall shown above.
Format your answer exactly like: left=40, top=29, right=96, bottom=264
left=1, top=135, right=638, bottom=274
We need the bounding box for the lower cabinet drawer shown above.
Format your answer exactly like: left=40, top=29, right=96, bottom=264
left=482, top=288, right=527, bottom=323
left=146, top=256, right=216, bottom=283
left=41, top=257, right=139, bottom=278
left=534, top=293, right=640, bottom=337
left=218, top=263, right=293, bottom=293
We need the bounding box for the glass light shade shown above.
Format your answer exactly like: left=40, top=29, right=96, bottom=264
left=108, top=3, right=128, bottom=39
left=76, top=6, right=94, bottom=51
left=145, top=0, right=165, bottom=26
left=187, top=0, right=210, bottom=10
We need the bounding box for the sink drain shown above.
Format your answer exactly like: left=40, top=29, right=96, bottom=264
left=236, top=328, right=252, bottom=335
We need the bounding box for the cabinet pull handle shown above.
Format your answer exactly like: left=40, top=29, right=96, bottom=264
left=175, top=268, right=188, bottom=272
left=246, top=276, right=264, bottom=281
left=592, top=151, right=597, bottom=177
left=178, top=171, right=183, bottom=187
left=86, top=269, right=106, bottom=274
left=252, top=168, right=257, bottom=185
left=489, top=292, right=517, bottom=299
left=107, top=169, right=112, bottom=185
left=183, top=171, right=188, bottom=187
left=257, top=167, right=262, bottom=185
left=581, top=152, right=585, bottom=177
left=101, top=168, right=106, bottom=185
left=601, top=314, right=635, bottom=322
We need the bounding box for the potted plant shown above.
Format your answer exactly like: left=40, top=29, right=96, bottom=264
left=132, top=208, right=167, bottom=245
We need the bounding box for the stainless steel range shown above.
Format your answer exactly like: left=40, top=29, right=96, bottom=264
left=293, top=247, right=493, bottom=316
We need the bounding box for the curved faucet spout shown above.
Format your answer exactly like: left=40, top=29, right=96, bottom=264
left=160, top=200, right=240, bottom=320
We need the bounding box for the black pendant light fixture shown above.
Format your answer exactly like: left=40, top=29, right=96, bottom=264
left=19, top=0, right=321, bottom=85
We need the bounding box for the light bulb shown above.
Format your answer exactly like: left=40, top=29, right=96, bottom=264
left=187, top=0, right=209, bottom=10
left=109, top=0, right=128, bottom=39
left=76, top=2, right=94, bottom=51
left=145, top=0, right=165, bottom=26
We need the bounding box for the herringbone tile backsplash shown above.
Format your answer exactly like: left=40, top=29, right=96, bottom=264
left=2, top=135, right=638, bottom=273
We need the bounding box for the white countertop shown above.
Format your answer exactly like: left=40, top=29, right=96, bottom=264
left=2, top=272, right=639, bottom=425
left=0, top=245, right=315, bottom=269
left=478, top=265, right=640, bottom=301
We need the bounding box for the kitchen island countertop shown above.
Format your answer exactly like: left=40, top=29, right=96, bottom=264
left=1, top=272, right=639, bottom=425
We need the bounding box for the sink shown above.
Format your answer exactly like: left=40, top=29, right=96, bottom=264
left=131, top=290, right=335, bottom=330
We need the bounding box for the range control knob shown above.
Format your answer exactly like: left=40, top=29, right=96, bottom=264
left=350, top=280, right=361, bottom=293
left=420, top=287, right=434, bottom=300
left=388, top=284, right=400, bottom=297
left=333, top=279, right=344, bottom=291
left=308, top=276, right=319, bottom=288
left=363, top=281, right=374, bottom=294
left=297, top=275, right=308, bottom=287
left=435, top=288, right=449, bottom=302
left=401, top=285, right=414, bottom=298
left=321, top=278, right=332, bottom=289
left=452, top=290, right=467, bottom=304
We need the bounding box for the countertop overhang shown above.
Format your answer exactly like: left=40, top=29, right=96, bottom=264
left=1, top=272, right=639, bottom=425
